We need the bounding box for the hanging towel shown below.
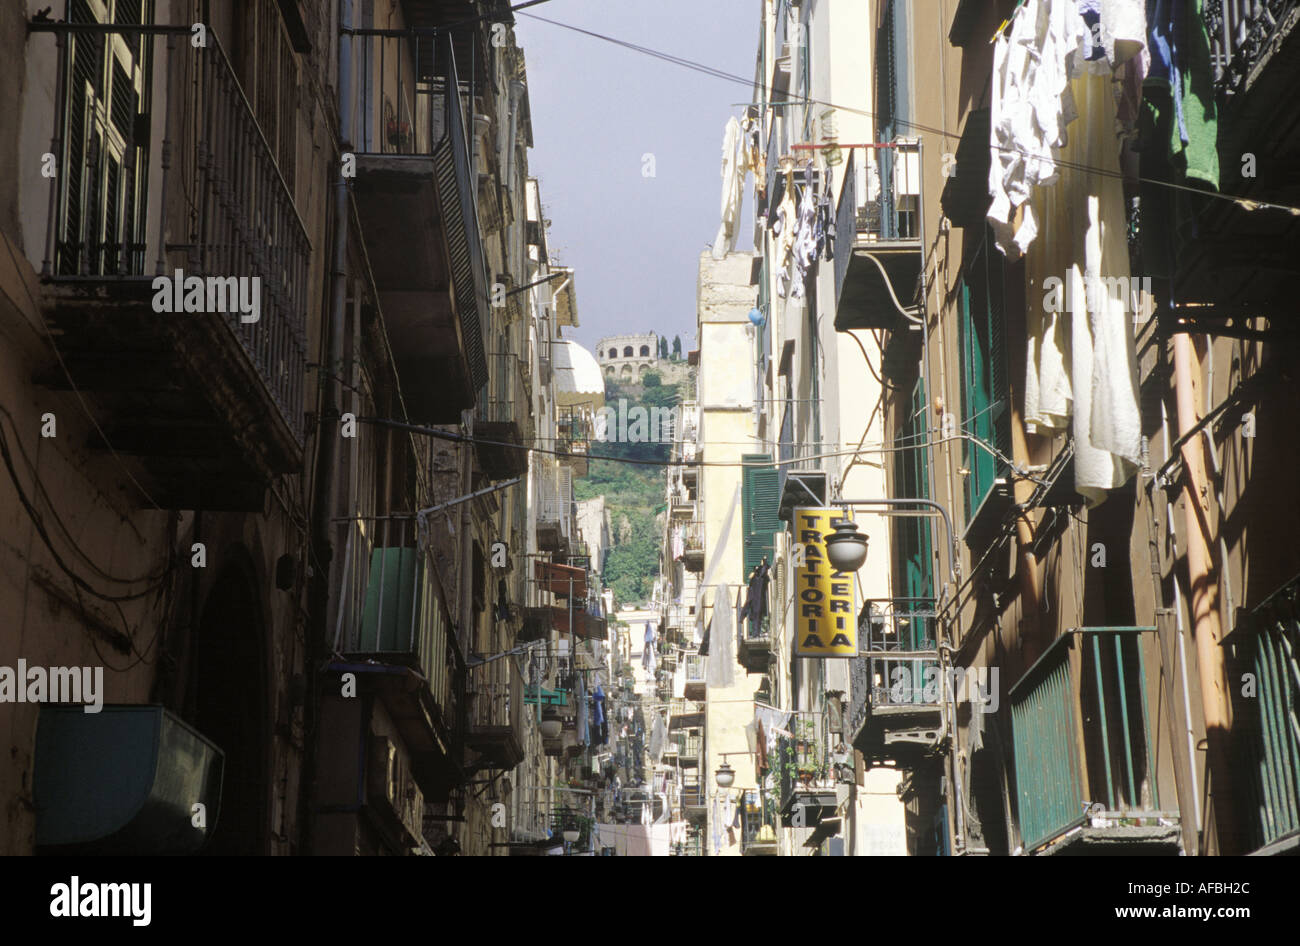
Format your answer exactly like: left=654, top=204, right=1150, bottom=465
left=1026, top=70, right=1142, bottom=505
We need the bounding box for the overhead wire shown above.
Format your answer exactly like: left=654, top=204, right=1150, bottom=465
left=516, top=10, right=1300, bottom=218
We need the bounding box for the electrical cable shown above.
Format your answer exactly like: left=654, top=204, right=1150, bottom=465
left=517, top=10, right=1300, bottom=218
left=0, top=406, right=173, bottom=586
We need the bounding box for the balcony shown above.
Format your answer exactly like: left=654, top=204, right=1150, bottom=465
left=848, top=599, right=944, bottom=765
left=556, top=407, right=591, bottom=476
left=32, top=24, right=307, bottom=511
left=678, top=730, right=702, bottom=767
left=476, top=352, right=530, bottom=480
left=1009, top=627, right=1180, bottom=855
left=741, top=790, right=780, bottom=855
left=680, top=521, right=705, bottom=573
left=536, top=498, right=571, bottom=554
left=681, top=776, right=707, bottom=822
left=1167, top=2, right=1300, bottom=322
left=466, top=657, right=526, bottom=771
left=777, top=712, right=837, bottom=828
left=684, top=652, right=707, bottom=701
left=1225, top=573, right=1300, bottom=855
left=776, top=408, right=827, bottom=522
left=334, top=517, right=462, bottom=795
left=738, top=613, right=772, bottom=676
left=832, top=144, right=924, bottom=337
left=346, top=31, right=489, bottom=423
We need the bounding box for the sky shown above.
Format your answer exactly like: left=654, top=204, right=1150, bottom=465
left=514, top=0, right=758, bottom=355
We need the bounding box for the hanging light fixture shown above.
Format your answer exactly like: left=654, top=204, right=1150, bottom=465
left=540, top=717, right=563, bottom=739
left=824, top=518, right=869, bottom=572
left=714, top=762, right=736, bottom=789
left=563, top=827, right=580, bottom=844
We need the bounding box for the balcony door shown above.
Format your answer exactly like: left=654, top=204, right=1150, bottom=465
left=57, top=0, right=151, bottom=276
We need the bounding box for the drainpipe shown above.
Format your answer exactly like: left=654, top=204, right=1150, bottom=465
left=1008, top=396, right=1043, bottom=657
left=302, top=0, right=354, bottom=856
left=1172, top=333, right=1237, bottom=853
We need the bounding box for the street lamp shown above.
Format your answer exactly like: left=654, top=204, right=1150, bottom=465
left=714, top=762, right=736, bottom=789
left=540, top=717, right=562, bottom=739
left=824, top=518, right=869, bottom=572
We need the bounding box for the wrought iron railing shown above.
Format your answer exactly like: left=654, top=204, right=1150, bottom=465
left=480, top=351, right=529, bottom=431
left=35, top=22, right=308, bottom=447
left=741, top=789, right=780, bottom=852
left=1009, top=627, right=1163, bottom=852
left=682, top=521, right=705, bottom=554
left=468, top=654, right=524, bottom=741
left=833, top=142, right=921, bottom=307
left=1206, top=0, right=1300, bottom=98
left=776, top=710, right=830, bottom=812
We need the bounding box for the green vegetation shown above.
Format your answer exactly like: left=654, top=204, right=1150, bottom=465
left=575, top=372, right=692, bottom=605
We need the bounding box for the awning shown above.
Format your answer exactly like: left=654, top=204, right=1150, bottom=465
left=535, top=561, right=587, bottom=598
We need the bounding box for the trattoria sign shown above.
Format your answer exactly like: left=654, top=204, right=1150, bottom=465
left=793, top=508, right=856, bottom=658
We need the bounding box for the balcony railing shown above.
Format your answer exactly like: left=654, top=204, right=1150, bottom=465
left=1009, top=627, right=1171, bottom=853
left=833, top=142, right=920, bottom=302
left=36, top=22, right=308, bottom=450
left=685, top=653, right=707, bottom=684
left=334, top=516, right=454, bottom=717
left=1206, top=0, right=1300, bottom=98
left=1226, top=574, right=1300, bottom=854
left=682, top=521, right=705, bottom=555
left=345, top=29, right=490, bottom=405
left=466, top=655, right=525, bottom=769
left=741, top=789, right=780, bottom=855
left=831, top=141, right=924, bottom=337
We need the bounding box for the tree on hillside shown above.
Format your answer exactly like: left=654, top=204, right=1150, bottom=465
left=658, top=336, right=668, bottom=359
left=672, top=335, right=682, bottom=359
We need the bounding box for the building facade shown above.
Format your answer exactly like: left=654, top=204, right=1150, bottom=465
left=596, top=332, right=659, bottom=381
left=0, top=0, right=610, bottom=857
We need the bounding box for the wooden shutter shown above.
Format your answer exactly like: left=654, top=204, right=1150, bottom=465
left=741, top=453, right=781, bottom=580
left=960, top=234, right=1010, bottom=523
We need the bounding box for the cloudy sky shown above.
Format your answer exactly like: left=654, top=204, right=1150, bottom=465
left=515, top=0, right=758, bottom=354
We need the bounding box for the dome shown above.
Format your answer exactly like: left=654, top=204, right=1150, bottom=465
left=553, top=340, right=606, bottom=408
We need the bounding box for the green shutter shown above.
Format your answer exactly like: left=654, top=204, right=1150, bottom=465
left=742, top=453, right=781, bottom=580
left=895, top=380, right=933, bottom=608
left=959, top=236, right=1010, bottom=523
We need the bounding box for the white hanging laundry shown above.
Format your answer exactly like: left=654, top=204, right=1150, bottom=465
left=706, top=584, right=736, bottom=689
left=713, top=117, right=744, bottom=260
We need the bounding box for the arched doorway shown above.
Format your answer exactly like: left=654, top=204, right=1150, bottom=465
left=193, top=559, right=269, bottom=855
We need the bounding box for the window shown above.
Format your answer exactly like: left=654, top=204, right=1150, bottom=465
left=608, top=348, right=617, bottom=359
left=741, top=454, right=781, bottom=586
left=640, top=345, right=650, bottom=357
left=893, top=379, right=933, bottom=601
left=623, top=346, right=633, bottom=357
left=55, top=0, right=154, bottom=276
left=958, top=232, right=1010, bottom=531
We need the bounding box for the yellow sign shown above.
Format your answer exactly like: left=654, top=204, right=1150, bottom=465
left=793, top=508, right=856, bottom=658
